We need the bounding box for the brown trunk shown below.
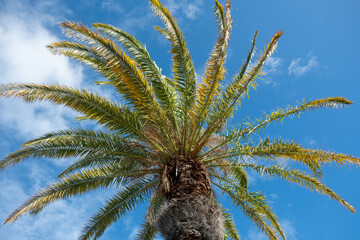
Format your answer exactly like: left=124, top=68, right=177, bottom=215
left=156, top=156, right=224, bottom=240
left=163, top=156, right=212, bottom=200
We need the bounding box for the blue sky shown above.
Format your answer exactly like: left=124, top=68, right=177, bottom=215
left=0, top=0, right=359, bottom=239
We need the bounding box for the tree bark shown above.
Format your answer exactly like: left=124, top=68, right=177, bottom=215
left=156, top=157, right=224, bottom=240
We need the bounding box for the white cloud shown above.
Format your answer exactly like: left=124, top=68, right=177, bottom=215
left=247, top=227, right=268, bottom=240
left=246, top=219, right=297, bottom=240
left=164, top=0, right=204, bottom=19
left=128, top=226, right=141, bottom=240
left=0, top=100, right=75, bottom=139
left=288, top=55, right=318, bottom=76
left=0, top=165, right=110, bottom=240
left=264, top=57, right=282, bottom=74
left=0, top=0, right=84, bottom=139
left=101, top=0, right=124, bottom=13
left=280, top=219, right=297, bottom=240
left=263, top=56, right=282, bottom=87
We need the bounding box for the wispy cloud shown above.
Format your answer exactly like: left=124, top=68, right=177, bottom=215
left=164, top=0, right=204, bottom=20
left=0, top=0, right=84, bottom=139
left=0, top=164, right=110, bottom=240
left=288, top=54, right=318, bottom=76
left=247, top=227, right=268, bottom=240
left=264, top=56, right=282, bottom=74
left=246, top=218, right=297, bottom=240
left=263, top=56, right=282, bottom=87
left=101, top=0, right=124, bottom=13
left=280, top=219, right=297, bottom=240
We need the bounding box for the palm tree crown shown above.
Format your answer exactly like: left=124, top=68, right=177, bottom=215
left=1, top=0, right=359, bottom=239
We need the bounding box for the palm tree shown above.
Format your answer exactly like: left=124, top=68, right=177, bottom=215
left=0, top=0, right=359, bottom=239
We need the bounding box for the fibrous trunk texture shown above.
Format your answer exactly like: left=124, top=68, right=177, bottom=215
left=163, top=156, right=212, bottom=200
left=156, top=157, right=224, bottom=240
left=155, top=195, right=224, bottom=240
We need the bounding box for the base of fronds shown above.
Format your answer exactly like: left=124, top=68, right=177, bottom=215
left=155, top=195, right=224, bottom=240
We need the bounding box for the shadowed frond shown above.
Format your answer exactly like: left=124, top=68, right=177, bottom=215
left=58, top=153, right=156, bottom=178
left=222, top=207, right=241, bottom=240
left=212, top=179, right=285, bottom=240
left=80, top=179, right=159, bottom=240
left=137, top=221, right=158, bottom=240
left=137, top=191, right=165, bottom=240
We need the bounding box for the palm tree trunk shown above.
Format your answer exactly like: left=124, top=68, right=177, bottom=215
left=156, top=157, right=224, bottom=240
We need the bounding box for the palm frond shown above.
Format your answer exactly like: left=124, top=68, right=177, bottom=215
left=242, top=97, right=353, bottom=137
left=0, top=83, right=144, bottom=137
left=137, top=190, right=165, bottom=240
left=58, top=153, right=156, bottom=178
left=137, top=221, right=158, bottom=240
left=190, top=30, right=258, bottom=156
left=212, top=179, right=284, bottom=240
left=189, top=0, right=232, bottom=153
left=232, top=139, right=358, bottom=168
left=196, top=30, right=282, bottom=152
left=92, top=23, right=179, bottom=128
left=202, top=96, right=353, bottom=166
left=54, top=21, right=169, bottom=123
left=4, top=167, right=139, bottom=224
left=222, top=207, right=241, bottom=240
left=241, top=163, right=356, bottom=213
left=150, top=0, right=197, bottom=150
left=79, top=179, right=159, bottom=240
left=0, top=129, right=149, bottom=170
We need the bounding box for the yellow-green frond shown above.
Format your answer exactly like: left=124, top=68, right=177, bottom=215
left=150, top=0, right=197, bottom=139
left=222, top=207, right=241, bottom=240
left=56, top=21, right=165, bottom=119
left=205, top=30, right=281, bottom=134
left=79, top=179, right=159, bottom=240
left=202, top=97, right=353, bottom=161
left=189, top=30, right=258, bottom=157
left=92, top=23, right=178, bottom=128
left=211, top=179, right=284, bottom=240
left=241, top=163, right=356, bottom=213
left=189, top=0, right=232, bottom=154
left=0, top=83, right=144, bottom=137
left=4, top=167, right=133, bottom=224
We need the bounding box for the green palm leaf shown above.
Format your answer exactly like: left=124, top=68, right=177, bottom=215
left=222, top=207, right=241, bottom=240
left=0, top=129, right=149, bottom=170
left=150, top=0, right=197, bottom=150
left=212, top=179, right=284, bottom=240
left=5, top=167, right=141, bottom=224
left=189, top=0, right=232, bottom=153
left=202, top=97, right=353, bottom=159
left=1, top=1, right=358, bottom=240
left=137, top=191, right=165, bottom=240
left=198, top=30, right=283, bottom=151
left=242, top=163, right=355, bottom=212
left=80, top=179, right=159, bottom=240
left=0, top=83, right=144, bottom=137
left=92, top=23, right=179, bottom=127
